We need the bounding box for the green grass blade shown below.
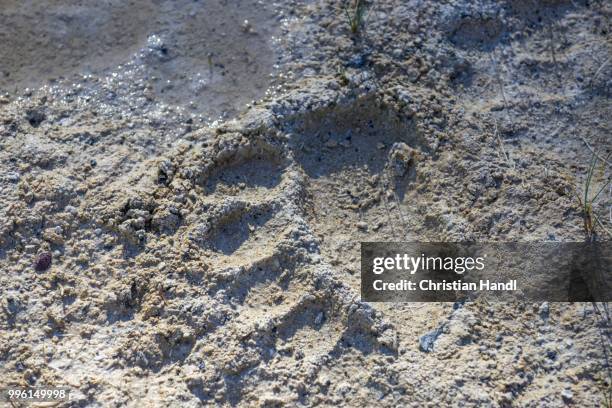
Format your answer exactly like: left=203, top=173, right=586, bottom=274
left=585, top=152, right=597, bottom=206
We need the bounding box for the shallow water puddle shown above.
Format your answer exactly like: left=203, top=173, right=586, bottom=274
left=0, top=0, right=157, bottom=90
left=0, top=0, right=279, bottom=119
left=144, top=0, right=279, bottom=119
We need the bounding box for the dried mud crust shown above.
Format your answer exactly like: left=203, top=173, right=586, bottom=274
left=0, top=0, right=611, bottom=406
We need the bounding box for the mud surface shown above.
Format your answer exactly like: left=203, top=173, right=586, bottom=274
left=0, top=0, right=611, bottom=406
left=0, top=0, right=280, bottom=120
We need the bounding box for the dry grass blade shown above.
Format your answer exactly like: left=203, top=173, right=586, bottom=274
left=590, top=56, right=611, bottom=89
left=548, top=22, right=559, bottom=77
left=492, top=118, right=514, bottom=168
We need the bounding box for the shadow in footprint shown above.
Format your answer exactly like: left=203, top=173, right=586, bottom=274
left=209, top=208, right=274, bottom=255
left=449, top=16, right=506, bottom=51
left=291, top=97, right=421, bottom=180
left=505, top=0, right=585, bottom=24
left=204, top=157, right=283, bottom=194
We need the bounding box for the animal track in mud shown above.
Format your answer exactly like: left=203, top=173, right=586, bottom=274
left=449, top=15, right=506, bottom=51
left=204, top=156, right=284, bottom=197
left=194, top=149, right=298, bottom=269
left=447, top=1, right=584, bottom=54
left=292, top=99, right=418, bottom=178
left=208, top=205, right=277, bottom=255
left=274, top=296, right=343, bottom=360
left=505, top=0, right=584, bottom=23
left=289, top=97, right=424, bottom=287
left=76, top=105, right=406, bottom=402
left=166, top=126, right=397, bottom=401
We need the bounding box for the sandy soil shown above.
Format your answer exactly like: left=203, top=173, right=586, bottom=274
left=0, top=0, right=611, bottom=406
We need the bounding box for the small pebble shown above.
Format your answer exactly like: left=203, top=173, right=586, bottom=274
left=561, top=389, right=573, bottom=402
left=539, top=302, right=549, bottom=320
left=34, top=252, right=52, bottom=271
left=315, top=312, right=324, bottom=325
